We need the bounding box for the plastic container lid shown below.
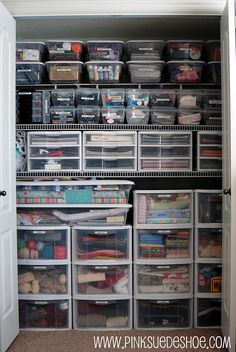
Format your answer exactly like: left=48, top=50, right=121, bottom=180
left=86, top=40, right=124, bottom=44
left=16, top=61, right=46, bottom=66
left=166, top=40, right=204, bottom=44
left=17, top=41, right=47, bottom=47
left=47, top=40, right=84, bottom=44
left=85, top=60, right=124, bottom=65
left=46, top=60, right=83, bottom=65
left=126, top=60, right=165, bottom=65
left=167, top=60, right=205, bottom=64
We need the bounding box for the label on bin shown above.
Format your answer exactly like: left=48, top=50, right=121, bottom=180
left=138, top=67, right=154, bottom=71
left=139, top=47, right=153, bottom=51
left=56, top=68, right=72, bottom=72
left=97, top=47, right=112, bottom=51
left=209, top=99, right=221, bottom=105
left=81, top=97, right=95, bottom=100
left=82, top=114, right=95, bottom=118
left=23, top=49, right=39, bottom=61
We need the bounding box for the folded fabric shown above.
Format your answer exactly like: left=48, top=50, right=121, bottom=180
left=106, top=316, right=128, bottom=328
left=78, top=313, right=107, bottom=327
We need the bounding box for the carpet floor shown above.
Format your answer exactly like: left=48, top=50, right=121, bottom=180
left=7, top=329, right=228, bottom=352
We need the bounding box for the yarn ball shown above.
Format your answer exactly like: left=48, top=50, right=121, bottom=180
left=36, top=241, right=45, bottom=251
left=27, top=240, right=36, bottom=250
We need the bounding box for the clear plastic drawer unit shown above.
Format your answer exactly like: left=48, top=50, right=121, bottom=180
left=197, top=132, right=222, bottom=171
left=195, top=228, right=222, bottom=261
left=195, top=190, right=222, bottom=226
left=194, top=297, right=221, bottom=328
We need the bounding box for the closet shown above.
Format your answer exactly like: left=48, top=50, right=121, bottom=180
left=0, top=0, right=236, bottom=351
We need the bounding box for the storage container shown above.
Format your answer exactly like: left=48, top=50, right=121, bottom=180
left=72, top=225, right=132, bottom=262
left=18, top=265, right=70, bottom=296
left=50, top=106, right=76, bottom=124
left=101, top=89, right=125, bottom=107
left=46, top=61, right=83, bottom=83
left=166, top=40, right=204, bottom=60
left=197, top=132, right=222, bottom=171
left=16, top=62, right=47, bottom=84
left=73, top=298, right=131, bottom=330
left=167, top=61, right=205, bottom=83
left=202, top=110, right=222, bottom=125
left=176, top=90, right=202, bottom=109
left=135, top=298, right=192, bottom=329
left=16, top=41, right=48, bottom=62
left=195, top=298, right=221, bottom=328
left=205, top=61, right=221, bottom=83
left=86, top=40, right=124, bottom=60
left=177, top=110, right=202, bottom=125
left=202, top=90, right=222, bottom=109
left=76, top=88, right=100, bottom=106
left=51, top=89, right=76, bottom=106
left=196, top=263, right=222, bottom=294
left=195, top=190, right=222, bottom=225
left=126, top=107, right=150, bottom=125
left=19, top=299, right=71, bottom=330
left=126, top=40, right=165, bottom=60
left=134, top=264, right=192, bottom=295
left=101, top=107, right=125, bottom=124
left=74, top=264, right=131, bottom=295
left=127, top=61, right=165, bottom=83
left=134, top=228, right=192, bottom=261
left=195, top=228, right=222, bottom=260
left=134, top=190, right=193, bottom=226
left=205, top=40, right=221, bottom=61
left=150, top=108, right=176, bottom=125
left=17, top=226, right=70, bottom=262
left=126, top=89, right=149, bottom=107
left=149, top=90, right=176, bottom=108
left=77, top=106, right=100, bottom=124
left=85, top=61, right=123, bottom=83
left=47, top=40, right=84, bottom=61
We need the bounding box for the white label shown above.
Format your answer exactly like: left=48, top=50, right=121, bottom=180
left=23, top=49, right=39, bottom=61
left=97, top=47, right=111, bottom=51
left=139, top=47, right=153, bottom=51
left=17, top=69, right=32, bottom=72
left=82, top=114, right=95, bottom=118
left=63, top=42, right=71, bottom=51
left=56, top=68, right=72, bottom=72
left=157, top=98, right=170, bottom=102
left=58, top=98, right=70, bottom=101
left=55, top=111, right=72, bottom=115
left=138, top=67, right=154, bottom=72
left=209, top=99, right=221, bottom=105
left=81, top=97, right=94, bottom=100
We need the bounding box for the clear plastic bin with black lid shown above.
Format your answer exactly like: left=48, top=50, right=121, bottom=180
left=85, top=61, right=123, bottom=83
left=127, top=61, right=165, bottom=83
left=16, top=62, right=47, bottom=84
left=166, top=40, right=204, bottom=60
left=47, top=40, right=84, bottom=61
left=86, top=40, right=124, bottom=60
left=77, top=106, right=100, bottom=124
left=46, top=61, right=83, bottom=83
left=16, top=41, right=48, bottom=62
left=51, top=89, right=76, bottom=106
left=126, top=40, right=165, bottom=60
left=167, top=61, right=205, bottom=83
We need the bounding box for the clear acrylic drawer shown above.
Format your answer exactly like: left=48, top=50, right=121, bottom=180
left=195, top=298, right=221, bottom=327
left=196, top=263, right=222, bottom=294
left=195, top=190, right=222, bottom=225
left=196, top=228, right=222, bottom=260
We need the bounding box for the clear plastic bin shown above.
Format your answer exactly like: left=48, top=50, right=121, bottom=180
left=46, top=61, right=83, bottom=83
left=177, top=90, right=202, bottom=109
left=16, top=62, right=47, bottom=84
left=197, top=263, right=222, bottom=294
left=205, top=40, right=221, bottom=61
left=77, top=106, right=100, bottom=124
left=199, top=159, right=222, bottom=170
left=139, top=132, right=191, bottom=146
left=149, top=90, right=176, bottom=108
left=196, top=228, right=222, bottom=259
left=140, top=159, right=191, bottom=171
left=18, top=265, right=69, bottom=295
left=101, top=89, right=125, bottom=107
left=16, top=42, right=48, bottom=62
left=101, top=107, right=125, bottom=124
left=50, top=106, right=76, bottom=124
left=202, top=110, right=222, bottom=125
left=166, top=40, right=204, bottom=60
left=85, top=61, right=123, bottom=83
left=86, top=40, right=124, bottom=60
left=47, top=40, right=84, bottom=61
left=19, top=299, right=70, bottom=329
left=84, top=159, right=136, bottom=171
left=140, top=145, right=190, bottom=158
left=150, top=108, right=176, bottom=125
left=127, top=61, right=165, bottom=83
left=76, top=88, right=100, bottom=106
left=196, top=298, right=221, bottom=327
left=51, top=89, right=75, bottom=106
left=205, top=61, right=221, bottom=83
left=126, top=40, right=165, bottom=60
left=126, top=89, right=149, bottom=107
left=199, top=132, right=222, bottom=145
left=126, top=107, right=150, bottom=124
left=75, top=264, right=131, bottom=295
left=202, top=90, right=221, bottom=109
left=199, top=146, right=222, bottom=158
left=177, top=110, right=202, bottom=125
left=196, top=191, right=222, bottom=224
left=29, top=159, right=80, bottom=171
left=167, top=61, right=205, bottom=83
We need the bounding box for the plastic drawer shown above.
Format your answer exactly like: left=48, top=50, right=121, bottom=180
left=101, top=107, right=125, bottom=124
left=202, top=110, right=222, bottom=125
left=101, top=89, right=125, bottom=107
left=47, top=40, right=84, bottom=61
left=149, top=90, right=176, bottom=108
left=29, top=146, right=80, bottom=159
left=16, top=41, right=48, bottom=62
left=77, top=106, right=100, bottom=124
left=86, top=40, right=124, bottom=60
left=150, top=108, right=176, bottom=125
left=84, top=158, right=136, bottom=171
left=126, top=40, right=165, bottom=60
left=46, top=61, right=83, bottom=83
left=135, top=190, right=193, bottom=226
left=140, top=146, right=191, bottom=158
left=176, top=90, right=202, bottom=109
left=139, top=132, right=192, bottom=146
left=195, top=190, right=222, bottom=225
left=177, top=110, right=202, bottom=125
left=135, top=298, right=192, bottom=329
left=198, top=159, right=222, bottom=171
left=126, top=89, right=149, bottom=107
left=17, top=226, right=70, bottom=262
left=85, top=61, right=123, bottom=83
left=139, top=159, right=191, bottom=171
left=28, top=159, right=81, bottom=171
left=84, top=145, right=135, bottom=158
left=16, top=62, right=47, bottom=84
left=195, top=298, right=221, bottom=328
left=135, top=264, right=192, bottom=295
left=127, top=61, right=165, bottom=83
left=83, top=131, right=137, bottom=145
left=19, top=299, right=71, bottom=330
left=198, top=132, right=222, bottom=145
left=126, top=107, right=150, bottom=124
left=167, top=61, right=205, bottom=83
left=73, top=298, right=131, bottom=330
left=74, top=264, right=131, bottom=295
left=206, top=40, right=221, bottom=61
left=166, top=40, right=204, bottom=60
left=196, top=263, right=222, bottom=294
left=50, top=106, right=76, bottom=124
left=202, top=90, right=222, bottom=109
left=195, top=228, right=222, bottom=260
left=76, top=88, right=100, bottom=106
left=205, top=61, right=221, bottom=83
left=72, top=226, right=132, bottom=262
left=199, top=146, right=222, bottom=158
left=18, top=264, right=70, bottom=296
left=135, top=228, right=192, bottom=261
left=51, top=89, right=76, bottom=106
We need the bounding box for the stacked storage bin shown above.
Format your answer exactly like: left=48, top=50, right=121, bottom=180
left=194, top=190, right=222, bottom=328
left=205, top=40, right=221, bottom=83
left=133, top=190, right=193, bottom=329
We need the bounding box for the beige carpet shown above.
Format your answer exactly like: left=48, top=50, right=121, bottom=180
left=7, top=329, right=228, bottom=352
